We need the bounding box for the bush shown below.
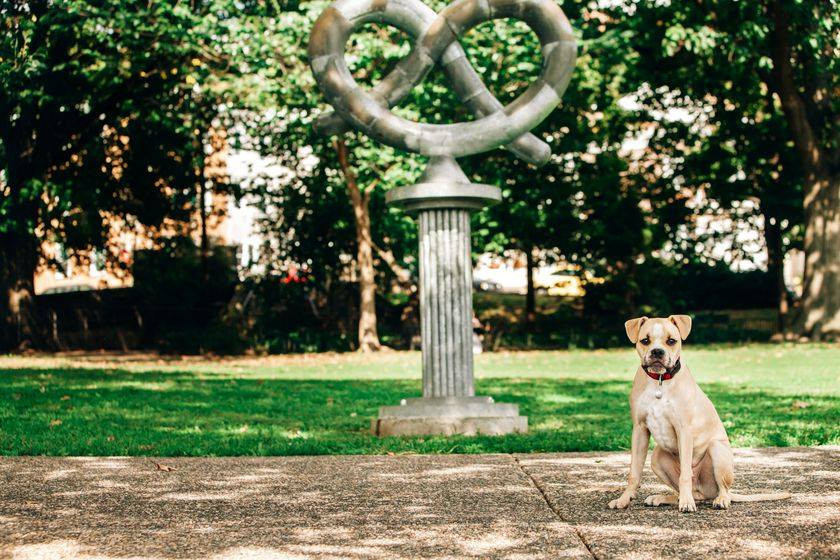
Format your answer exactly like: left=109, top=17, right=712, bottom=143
left=478, top=261, right=778, bottom=350
left=224, top=277, right=355, bottom=353
left=133, top=237, right=242, bottom=354
left=584, top=260, right=775, bottom=320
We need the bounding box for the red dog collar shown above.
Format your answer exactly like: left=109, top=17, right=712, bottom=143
left=643, top=358, right=681, bottom=381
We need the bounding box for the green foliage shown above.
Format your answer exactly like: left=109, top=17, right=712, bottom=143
left=0, top=0, right=228, bottom=243
left=621, top=0, right=839, bottom=265
left=224, top=2, right=421, bottom=293
left=1, top=345, right=838, bottom=455
left=2, top=0, right=836, bottom=349
left=469, top=3, right=646, bottom=265
left=229, top=1, right=679, bottom=325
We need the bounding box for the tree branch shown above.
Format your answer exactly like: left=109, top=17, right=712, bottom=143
left=371, top=240, right=412, bottom=286
left=333, top=138, right=358, bottom=192
left=767, top=0, right=826, bottom=176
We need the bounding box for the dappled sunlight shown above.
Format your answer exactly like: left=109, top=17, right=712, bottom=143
left=1, top=455, right=589, bottom=559
left=44, top=468, right=78, bottom=481
left=458, top=531, right=522, bottom=555
left=4, top=448, right=836, bottom=558
left=537, top=393, right=587, bottom=404
left=378, top=463, right=498, bottom=479
left=735, top=538, right=803, bottom=558
left=1, top=363, right=837, bottom=455
left=11, top=540, right=82, bottom=560
left=516, top=446, right=839, bottom=559
left=2, top=343, right=838, bottom=386
left=519, top=454, right=634, bottom=468
left=68, top=458, right=133, bottom=469
left=206, top=547, right=310, bottom=560
left=155, top=491, right=249, bottom=502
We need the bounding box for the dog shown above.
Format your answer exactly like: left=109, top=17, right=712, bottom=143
left=608, top=315, right=791, bottom=512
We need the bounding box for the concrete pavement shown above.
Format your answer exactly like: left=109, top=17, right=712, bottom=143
left=1, top=447, right=837, bottom=559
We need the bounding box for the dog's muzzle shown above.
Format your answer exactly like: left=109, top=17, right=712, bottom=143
left=642, top=357, right=682, bottom=381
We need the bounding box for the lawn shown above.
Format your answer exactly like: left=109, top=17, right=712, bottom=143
left=1, top=344, right=838, bottom=456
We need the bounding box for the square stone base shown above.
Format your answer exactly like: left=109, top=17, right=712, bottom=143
left=372, top=396, right=528, bottom=437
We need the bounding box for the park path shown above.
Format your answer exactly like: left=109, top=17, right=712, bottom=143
left=1, top=446, right=837, bottom=560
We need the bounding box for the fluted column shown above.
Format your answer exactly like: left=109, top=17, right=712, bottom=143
left=418, top=208, right=474, bottom=398
left=373, top=156, right=527, bottom=437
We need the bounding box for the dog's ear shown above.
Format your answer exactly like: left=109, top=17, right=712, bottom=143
left=624, top=317, right=648, bottom=343
left=669, top=314, right=692, bottom=340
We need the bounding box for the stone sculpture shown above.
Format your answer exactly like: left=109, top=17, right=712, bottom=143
left=309, top=0, right=577, bottom=436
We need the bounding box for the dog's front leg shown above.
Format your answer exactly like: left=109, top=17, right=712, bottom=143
left=609, top=422, right=649, bottom=509
left=676, top=427, right=697, bottom=512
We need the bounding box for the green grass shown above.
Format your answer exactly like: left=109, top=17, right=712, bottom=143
left=1, top=344, right=838, bottom=456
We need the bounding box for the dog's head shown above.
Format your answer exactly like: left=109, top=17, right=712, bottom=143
left=624, top=315, right=691, bottom=374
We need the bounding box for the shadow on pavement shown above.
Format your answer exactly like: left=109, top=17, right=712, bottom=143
left=517, top=446, right=840, bottom=559
left=1, top=454, right=591, bottom=559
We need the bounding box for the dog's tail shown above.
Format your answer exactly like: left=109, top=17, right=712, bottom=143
left=730, top=491, right=792, bottom=502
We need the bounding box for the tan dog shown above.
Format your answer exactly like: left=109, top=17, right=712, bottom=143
left=608, top=315, right=791, bottom=512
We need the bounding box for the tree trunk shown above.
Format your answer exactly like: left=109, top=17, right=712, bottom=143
left=198, top=171, right=209, bottom=283
left=0, top=231, right=41, bottom=351
left=762, top=211, right=789, bottom=336
left=353, top=196, right=381, bottom=352
left=525, top=246, right=537, bottom=324
left=798, top=175, right=840, bottom=339
left=334, top=139, right=381, bottom=352
left=0, top=142, right=42, bottom=351
left=769, top=0, right=840, bottom=339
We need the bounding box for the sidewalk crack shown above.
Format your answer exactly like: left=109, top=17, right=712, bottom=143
left=511, top=455, right=598, bottom=560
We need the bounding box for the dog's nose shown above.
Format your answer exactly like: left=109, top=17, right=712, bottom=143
left=650, top=348, right=665, bottom=359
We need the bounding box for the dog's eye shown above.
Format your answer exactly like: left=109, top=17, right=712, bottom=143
left=666, top=337, right=677, bottom=346
left=640, top=337, right=650, bottom=346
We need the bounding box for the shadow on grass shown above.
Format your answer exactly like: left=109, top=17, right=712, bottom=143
left=1, top=368, right=837, bottom=455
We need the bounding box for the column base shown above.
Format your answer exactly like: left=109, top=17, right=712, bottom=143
left=372, top=396, right=528, bottom=437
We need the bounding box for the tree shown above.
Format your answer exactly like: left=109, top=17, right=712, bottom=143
left=767, top=0, right=839, bottom=339
left=0, top=0, right=224, bottom=350
left=465, top=4, right=656, bottom=324
left=685, top=113, right=803, bottom=334
left=229, top=2, right=420, bottom=351
left=625, top=0, right=838, bottom=339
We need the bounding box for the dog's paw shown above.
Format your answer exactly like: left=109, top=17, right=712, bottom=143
left=608, top=495, right=631, bottom=509
left=644, top=494, right=670, bottom=507
left=678, top=494, right=697, bottom=513
left=712, top=494, right=731, bottom=510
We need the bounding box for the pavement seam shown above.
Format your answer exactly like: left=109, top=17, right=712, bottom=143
left=511, top=455, right=599, bottom=560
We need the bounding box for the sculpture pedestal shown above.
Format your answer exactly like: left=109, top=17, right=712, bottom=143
left=373, top=157, right=528, bottom=437
left=373, top=397, right=527, bottom=437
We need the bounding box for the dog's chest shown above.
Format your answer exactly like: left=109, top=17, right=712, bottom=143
left=639, top=392, right=679, bottom=452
